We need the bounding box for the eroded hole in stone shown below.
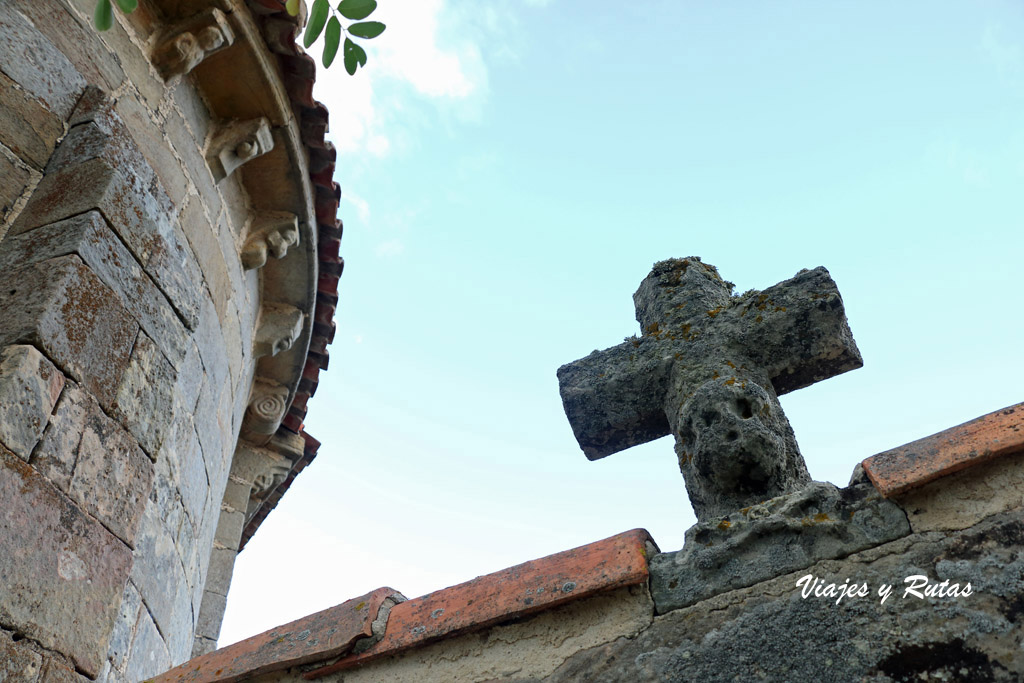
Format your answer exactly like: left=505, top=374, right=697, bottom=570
left=700, top=410, right=716, bottom=427
left=736, top=398, right=753, bottom=419
left=726, top=430, right=739, bottom=442
left=8, top=289, right=15, bottom=296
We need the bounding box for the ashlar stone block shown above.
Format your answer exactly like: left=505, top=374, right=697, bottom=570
left=0, top=211, right=190, bottom=368
left=0, top=444, right=132, bottom=678
left=112, top=332, right=178, bottom=458
left=0, top=71, right=63, bottom=170
left=30, top=379, right=91, bottom=492
left=0, top=4, right=86, bottom=120
left=0, top=344, right=64, bottom=460
left=68, top=394, right=155, bottom=548
left=0, top=255, right=138, bottom=410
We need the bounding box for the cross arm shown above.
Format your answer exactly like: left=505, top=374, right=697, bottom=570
left=557, top=338, right=674, bottom=460
left=732, top=266, right=863, bottom=395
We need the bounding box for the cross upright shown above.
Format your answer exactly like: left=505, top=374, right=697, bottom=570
left=557, top=257, right=863, bottom=522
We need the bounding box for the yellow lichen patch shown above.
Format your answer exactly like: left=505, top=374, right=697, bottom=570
left=740, top=506, right=751, bottom=516
left=717, top=519, right=732, bottom=530
left=645, top=322, right=661, bottom=336
left=679, top=450, right=693, bottom=464
left=755, top=314, right=763, bottom=323
left=774, top=306, right=787, bottom=312
left=724, top=360, right=736, bottom=369
left=706, top=306, right=723, bottom=318
left=814, top=513, right=830, bottom=523
left=724, top=377, right=736, bottom=386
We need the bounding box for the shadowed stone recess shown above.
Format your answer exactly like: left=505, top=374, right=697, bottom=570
left=558, top=257, right=862, bottom=521
left=648, top=480, right=911, bottom=613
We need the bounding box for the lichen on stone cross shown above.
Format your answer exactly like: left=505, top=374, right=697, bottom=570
left=557, top=257, right=863, bottom=522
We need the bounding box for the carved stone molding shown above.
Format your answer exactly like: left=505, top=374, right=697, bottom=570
left=151, top=8, right=235, bottom=82
left=232, top=442, right=291, bottom=499
left=205, top=117, right=274, bottom=182
left=241, top=212, right=300, bottom=270
left=254, top=303, right=304, bottom=359
left=241, top=378, right=289, bottom=445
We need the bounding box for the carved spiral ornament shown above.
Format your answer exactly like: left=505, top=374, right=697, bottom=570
left=249, top=386, right=288, bottom=424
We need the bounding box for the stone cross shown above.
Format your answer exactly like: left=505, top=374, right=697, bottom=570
left=557, top=257, right=862, bottom=521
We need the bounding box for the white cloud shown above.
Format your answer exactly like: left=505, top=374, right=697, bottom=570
left=342, top=190, right=371, bottom=224
left=375, top=238, right=405, bottom=257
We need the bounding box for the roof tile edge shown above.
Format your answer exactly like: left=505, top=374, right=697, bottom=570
left=862, top=402, right=1024, bottom=497
left=303, top=528, right=656, bottom=679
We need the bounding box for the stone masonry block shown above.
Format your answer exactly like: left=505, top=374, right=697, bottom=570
left=105, top=580, right=142, bottom=675
left=0, top=70, right=64, bottom=170
left=30, top=379, right=90, bottom=492
left=10, top=0, right=125, bottom=93
left=195, top=590, right=228, bottom=642
left=157, top=413, right=209, bottom=528
left=204, top=546, right=238, bottom=597
left=124, top=607, right=172, bottom=683
left=0, top=142, right=33, bottom=224
left=11, top=140, right=201, bottom=329
left=0, top=211, right=190, bottom=367
left=38, top=658, right=88, bottom=683
left=68, top=395, right=154, bottom=547
left=0, top=629, right=43, bottom=682
left=0, top=255, right=138, bottom=410
left=214, top=507, right=246, bottom=552
left=112, top=332, right=178, bottom=458
left=0, top=344, right=64, bottom=460
left=0, top=444, right=132, bottom=678
left=130, top=502, right=195, bottom=666
left=0, top=4, right=86, bottom=119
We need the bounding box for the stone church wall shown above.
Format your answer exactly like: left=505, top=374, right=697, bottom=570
left=0, top=1, right=329, bottom=680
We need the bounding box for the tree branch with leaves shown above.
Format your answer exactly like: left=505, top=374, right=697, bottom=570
left=92, top=0, right=384, bottom=75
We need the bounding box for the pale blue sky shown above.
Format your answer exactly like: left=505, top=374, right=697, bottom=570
left=221, top=0, right=1024, bottom=644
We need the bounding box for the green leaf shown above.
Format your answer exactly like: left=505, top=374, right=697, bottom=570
left=323, top=16, right=341, bottom=68
left=93, top=0, right=114, bottom=30
left=303, top=0, right=329, bottom=48
left=285, top=0, right=300, bottom=16
left=343, top=37, right=367, bottom=75
left=113, top=0, right=137, bottom=12
left=347, top=21, right=385, bottom=39
left=336, top=0, right=376, bottom=21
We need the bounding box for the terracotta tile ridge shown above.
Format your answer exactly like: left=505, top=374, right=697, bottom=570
left=148, top=587, right=405, bottom=683
left=302, top=528, right=657, bottom=679
left=862, top=402, right=1024, bottom=498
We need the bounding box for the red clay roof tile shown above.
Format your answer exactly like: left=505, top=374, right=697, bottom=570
left=862, top=402, right=1024, bottom=497
left=150, top=587, right=403, bottom=683
left=303, top=528, right=656, bottom=679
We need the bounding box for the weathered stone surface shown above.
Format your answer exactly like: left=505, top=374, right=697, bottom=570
left=195, top=590, right=228, bottom=641
left=0, top=211, right=190, bottom=367
left=114, top=93, right=190, bottom=207
left=130, top=502, right=196, bottom=665
left=0, top=255, right=138, bottom=410
left=0, top=344, right=64, bottom=459
left=0, top=628, right=43, bottom=682
left=558, top=258, right=862, bottom=521
left=112, top=332, right=178, bottom=458
left=0, top=4, right=86, bottom=119
left=649, top=480, right=911, bottom=613
left=68, top=393, right=154, bottom=547
left=159, top=416, right=210, bottom=528
left=204, top=546, right=238, bottom=597
left=38, top=658, right=88, bottom=683
left=0, top=444, right=131, bottom=678
left=106, top=581, right=142, bottom=674
left=151, top=8, right=236, bottom=82
left=124, top=608, right=172, bottom=683
left=11, top=115, right=201, bottom=329
left=0, top=142, right=33, bottom=223
left=543, top=510, right=1024, bottom=683
left=30, top=379, right=90, bottom=492
left=0, top=71, right=63, bottom=170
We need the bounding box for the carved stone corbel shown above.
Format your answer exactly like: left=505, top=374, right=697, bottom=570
left=152, top=8, right=235, bottom=81
left=241, top=212, right=300, bottom=270
left=240, top=378, right=289, bottom=446
left=254, top=303, right=304, bottom=358
left=206, top=118, right=274, bottom=182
